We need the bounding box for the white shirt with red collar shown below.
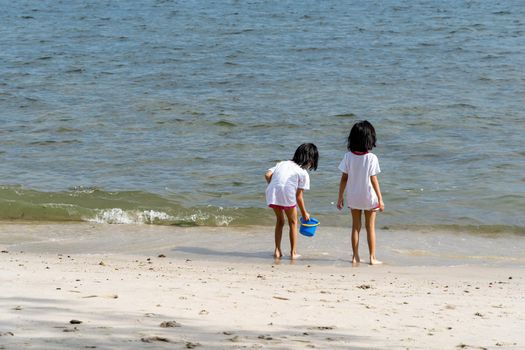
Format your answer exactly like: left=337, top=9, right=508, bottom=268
left=338, top=151, right=381, bottom=210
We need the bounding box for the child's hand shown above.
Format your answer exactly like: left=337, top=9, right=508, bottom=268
left=303, top=212, right=311, bottom=222
left=378, top=200, right=385, bottom=212
left=264, top=171, right=273, bottom=184
left=337, top=198, right=344, bottom=210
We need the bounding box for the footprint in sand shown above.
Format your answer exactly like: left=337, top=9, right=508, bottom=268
left=307, top=326, right=336, bottom=330
left=63, top=327, right=79, bottom=332
left=228, top=335, right=242, bottom=342
left=141, top=336, right=172, bottom=343
left=258, top=335, right=274, bottom=340
left=82, top=294, right=118, bottom=299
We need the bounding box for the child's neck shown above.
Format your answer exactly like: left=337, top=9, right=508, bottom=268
left=351, top=151, right=368, bottom=155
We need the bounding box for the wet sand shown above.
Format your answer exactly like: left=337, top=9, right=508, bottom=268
left=0, top=223, right=524, bottom=349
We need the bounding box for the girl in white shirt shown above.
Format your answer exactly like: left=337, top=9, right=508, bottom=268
left=337, top=121, right=384, bottom=265
left=265, top=143, right=319, bottom=259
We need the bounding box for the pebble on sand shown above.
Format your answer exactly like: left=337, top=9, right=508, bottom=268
left=160, top=321, right=182, bottom=328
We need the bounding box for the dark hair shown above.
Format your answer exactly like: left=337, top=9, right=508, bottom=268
left=292, top=143, right=319, bottom=170
left=347, top=120, right=376, bottom=152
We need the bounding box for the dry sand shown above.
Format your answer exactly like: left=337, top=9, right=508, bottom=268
left=0, top=223, right=524, bottom=349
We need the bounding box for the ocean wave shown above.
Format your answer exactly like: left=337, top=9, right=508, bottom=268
left=86, top=208, right=234, bottom=226
left=88, top=208, right=176, bottom=225
left=0, top=186, right=242, bottom=226
left=0, top=186, right=523, bottom=234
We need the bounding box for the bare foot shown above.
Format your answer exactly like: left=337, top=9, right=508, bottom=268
left=274, top=248, right=282, bottom=259
left=291, top=253, right=301, bottom=260
left=370, top=258, right=383, bottom=265
left=352, top=255, right=360, bottom=264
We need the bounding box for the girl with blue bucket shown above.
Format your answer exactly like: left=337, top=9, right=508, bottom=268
left=265, top=143, right=319, bottom=259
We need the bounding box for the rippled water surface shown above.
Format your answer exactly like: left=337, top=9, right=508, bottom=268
left=1, top=1, right=524, bottom=230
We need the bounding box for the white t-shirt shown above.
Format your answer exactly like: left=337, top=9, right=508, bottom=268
left=338, top=152, right=381, bottom=210
left=266, top=160, right=310, bottom=207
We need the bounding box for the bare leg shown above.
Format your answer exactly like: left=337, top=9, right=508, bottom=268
left=364, top=210, right=382, bottom=265
left=272, top=208, right=285, bottom=258
left=350, top=209, right=362, bottom=264
left=284, top=207, right=300, bottom=259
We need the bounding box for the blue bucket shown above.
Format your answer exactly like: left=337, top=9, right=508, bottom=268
left=299, top=217, right=320, bottom=237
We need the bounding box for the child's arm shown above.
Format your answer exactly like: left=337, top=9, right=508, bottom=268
left=296, top=189, right=310, bottom=221
left=337, top=172, right=348, bottom=210
left=370, top=175, right=384, bottom=211
left=264, top=171, right=273, bottom=184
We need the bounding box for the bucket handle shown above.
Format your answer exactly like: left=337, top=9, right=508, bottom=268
left=301, top=222, right=319, bottom=227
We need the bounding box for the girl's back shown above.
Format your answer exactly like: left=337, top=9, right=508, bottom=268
left=339, top=151, right=380, bottom=210
left=266, top=161, right=309, bottom=206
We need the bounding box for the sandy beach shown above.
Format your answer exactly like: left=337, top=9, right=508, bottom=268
left=0, top=223, right=524, bottom=349
left=3, top=1, right=524, bottom=349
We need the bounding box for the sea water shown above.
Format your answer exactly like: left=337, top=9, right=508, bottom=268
left=0, top=1, right=524, bottom=234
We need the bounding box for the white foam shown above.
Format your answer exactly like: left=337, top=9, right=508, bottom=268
left=87, top=208, right=176, bottom=225
left=85, top=208, right=234, bottom=226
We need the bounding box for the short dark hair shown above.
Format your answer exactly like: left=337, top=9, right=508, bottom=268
left=292, top=143, right=319, bottom=170
left=347, top=120, right=376, bottom=152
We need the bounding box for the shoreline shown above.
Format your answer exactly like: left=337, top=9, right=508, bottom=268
left=1, top=223, right=524, bottom=349
left=0, top=222, right=523, bottom=268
